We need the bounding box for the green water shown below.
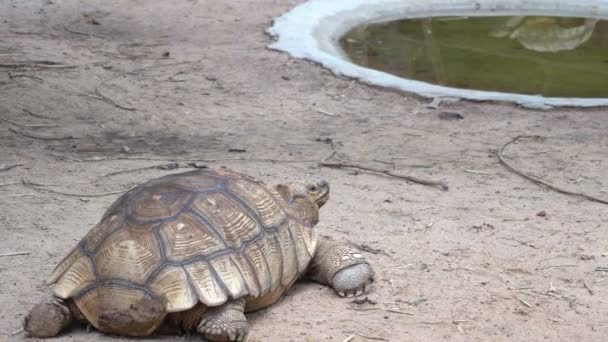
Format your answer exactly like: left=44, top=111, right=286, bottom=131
left=340, top=16, right=608, bottom=97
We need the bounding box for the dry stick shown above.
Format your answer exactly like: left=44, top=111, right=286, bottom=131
left=316, top=108, right=336, bottom=116
left=8, top=127, right=76, bottom=141
left=321, top=160, right=448, bottom=191
left=99, top=162, right=203, bottom=178
left=91, top=61, right=199, bottom=111
left=498, top=135, right=608, bottom=206
left=0, top=117, right=59, bottom=128
left=342, top=336, right=355, bottom=342
left=8, top=74, right=44, bottom=82
left=318, top=140, right=448, bottom=190
left=22, top=174, right=128, bottom=198
left=464, top=169, right=493, bottom=175
left=385, top=308, right=414, bottom=315
left=67, top=155, right=319, bottom=164
left=63, top=25, right=104, bottom=39
left=0, top=163, right=23, bottom=171
left=83, top=93, right=136, bottom=111
left=0, top=251, right=31, bottom=257
left=22, top=108, right=59, bottom=120
left=354, top=332, right=389, bottom=341
left=0, top=194, right=36, bottom=199
left=517, top=297, right=533, bottom=308
left=11, top=328, right=25, bottom=336
left=0, top=62, right=76, bottom=69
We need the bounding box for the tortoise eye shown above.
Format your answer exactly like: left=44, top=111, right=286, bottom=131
left=306, top=185, right=318, bottom=192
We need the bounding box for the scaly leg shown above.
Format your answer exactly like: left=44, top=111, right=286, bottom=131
left=308, top=239, right=375, bottom=297
left=197, top=299, right=249, bottom=342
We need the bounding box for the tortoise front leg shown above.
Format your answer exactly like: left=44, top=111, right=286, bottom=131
left=308, top=239, right=375, bottom=297
left=197, top=299, right=249, bottom=342
left=24, top=298, right=75, bottom=338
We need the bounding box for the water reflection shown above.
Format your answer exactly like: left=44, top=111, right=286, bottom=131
left=491, top=16, right=599, bottom=52
left=340, top=16, right=608, bottom=97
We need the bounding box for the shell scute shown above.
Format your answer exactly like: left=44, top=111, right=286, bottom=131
left=47, top=169, right=319, bottom=323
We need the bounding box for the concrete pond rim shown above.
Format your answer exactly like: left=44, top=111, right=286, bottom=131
left=267, top=0, right=608, bottom=109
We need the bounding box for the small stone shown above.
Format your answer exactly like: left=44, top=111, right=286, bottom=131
left=352, top=296, right=377, bottom=305
left=536, top=210, right=547, bottom=217
left=438, top=112, right=464, bottom=121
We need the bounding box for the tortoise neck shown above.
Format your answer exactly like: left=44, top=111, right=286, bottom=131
left=289, top=197, right=319, bottom=227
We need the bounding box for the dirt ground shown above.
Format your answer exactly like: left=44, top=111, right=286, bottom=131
left=1, top=0, right=607, bottom=341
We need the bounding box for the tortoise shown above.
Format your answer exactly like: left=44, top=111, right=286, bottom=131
left=24, top=168, right=374, bottom=341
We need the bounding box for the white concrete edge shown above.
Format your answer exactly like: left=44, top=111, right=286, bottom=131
left=267, top=0, right=608, bottom=109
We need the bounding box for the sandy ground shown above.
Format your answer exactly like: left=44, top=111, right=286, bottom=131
left=1, top=0, right=607, bottom=341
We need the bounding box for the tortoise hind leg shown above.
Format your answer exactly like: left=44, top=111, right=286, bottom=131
left=24, top=298, right=74, bottom=338
left=197, top=299, right=249, bottom=342
left=308, top=239, right=375, bottom=297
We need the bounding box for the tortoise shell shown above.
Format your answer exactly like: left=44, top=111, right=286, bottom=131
left=47, top=168, right=318, bottom=334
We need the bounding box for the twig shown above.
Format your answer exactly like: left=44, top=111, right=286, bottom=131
left=0, top=193, right=36, bottom=199
left=10, top=328, right=24, bottom=335
left=0, top=163, right=23, bottom=171
left=583, top=282, right=594, bottom=296
left=8, top=74, right=44, bottom=82
left=0, top=117, right=59, bottom=128
left=316, top=108, right=336, bottom=116
left=22, top=108, right=59, bottom=120
left=354, top=332, right=389, bottom=341
left=321, top=160, right=448, bottom=190
left=517, top=298, right=533, bottom=308
left=536, top=264, right=577, bottom=270
left=0, top=61, right=76, bottom=69
left=463, top=169, right=493, bottom=175
left=498, top=135, right=608, bottom=205
left=63, top=25, right=104, bottom=39
left=91, top=61, right=199, bottom=111
left=99, top=162, right=196, bottom=177
left=0, top=181, right=21, bottom=187
left=82, top=93, right=136, bottom=111
left=0, top=251, right=31, bottom=257
left=22, top=174, right=128, bottom=198
left=595, top=267, right=608, bottom=272
left=63, top=155, right=318, bottom=164
left=342, top=336, right=355, bottom=342
left=318, top=138, right=448, bottom=190
left=348, top=307, right=380, bottom=312
left=9, top=127, right=76, bottom=140
left=385, top=309, right=414, bottom=315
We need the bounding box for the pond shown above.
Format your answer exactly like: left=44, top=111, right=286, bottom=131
left=340, top=16, right=608, bottom=98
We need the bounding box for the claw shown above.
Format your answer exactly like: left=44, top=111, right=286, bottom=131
left=354, top=289, right=363, bottom=297
left=338, top=291, right=346, bottom=297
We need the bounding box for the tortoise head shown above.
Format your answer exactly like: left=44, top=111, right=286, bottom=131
left=276, top=177, right=329, bottom=228
left=275, top=177, right=330, bottom=223
left=286, top=177, right=330, bottom=208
